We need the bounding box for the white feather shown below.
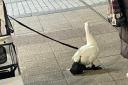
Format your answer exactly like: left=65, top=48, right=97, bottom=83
left=72, top=22, right=99, bottom=65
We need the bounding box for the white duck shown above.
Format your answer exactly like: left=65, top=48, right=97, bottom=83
left=72, top=22, right=100, bottom=69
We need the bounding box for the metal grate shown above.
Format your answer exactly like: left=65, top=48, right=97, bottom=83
left=4, top=0, right=107, bottom=18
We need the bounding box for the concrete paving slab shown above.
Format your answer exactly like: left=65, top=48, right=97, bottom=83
left=13, top=16, right=43, bottom=35
left=98, top=42, right=120, bottom=58
left=53, top=50, right=75, bottom=71
left=25, top=79, right=67, bottom=85
left=17, top=43, right=52, bottom=55
left=15, top=28, right=84, bottom=47
left=89, top=21, right=117, bottom=35
left=45, top=28, right=83, bottom=41
left=19, top=52, right=60, bottom=73
left=49, top=37, right=84, bottom=52
left=94, top=32, right=120, bottom=58
left=115, top=79, right=128, bottom=85
left=89, top=73, right=113, bottom=83
left=38, top=13, right=72, bottom=32
left=14, top=34, right=47, bottom=46
left=75, top=9, right=104, bottom=22
left=97, top=81, right=116, bottom=85
left=63, top=69, right=113, bottom=85
left=100, top=56, right=128, bottom=81
left=95, top=32, right=120, bottom=45
left=22, top=71, right=65, bottom=85
left=62, top=10, right=84, bottom=29
left=94, top=5, right=108, bottom=17
left=109, top=70, right=128, bottom=80
left=99, top=55, right=128, bottom=72
left=66, top=76, right=97, bottom=85
left=63, top=10, right=83, bottom=22
left=67, top=21, right=84, bottom=31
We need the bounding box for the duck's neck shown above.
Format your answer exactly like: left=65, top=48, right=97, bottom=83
left=85, top=26, right=96, bottom=45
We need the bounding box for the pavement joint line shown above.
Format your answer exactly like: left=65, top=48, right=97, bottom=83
left=114, top=78, right=128, bottom=82
left=16, top=1, right=20, bottom=16
left=10, top=0, right=14, bottom=16
left=62, top=13, right=76, bottom=30
left=108, top=71, right=120, bottom=83
left=98, top=53, right=124, bottom=82
left=48, top=42, right=65, bottom=72
left=22, top=70, right=64, bottom=78
left=97, top=59, right=120, bottom=83
left=31, top=0, right=39, bottom=12
left=37, top=16, right=45, bottom=32
left=48, top=42, right=69, bottom=85
left=25, top=78, right=68, bottom=85
left=93, top=30, right=118, bottom=36
left=98, top=54, right=121, bottom=60
left=13, top=28, right=118, bottom=43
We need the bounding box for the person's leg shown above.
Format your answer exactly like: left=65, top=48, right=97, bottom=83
left=117, top=0, right=127, bottom=22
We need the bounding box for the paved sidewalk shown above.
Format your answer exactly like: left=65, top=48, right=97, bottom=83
left=10, top=4, right=128, bottom=85
left=4, top=0, right=106, bottom=18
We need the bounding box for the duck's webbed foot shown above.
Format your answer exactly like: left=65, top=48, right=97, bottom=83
left=91, top=64, right=102, bottom=70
